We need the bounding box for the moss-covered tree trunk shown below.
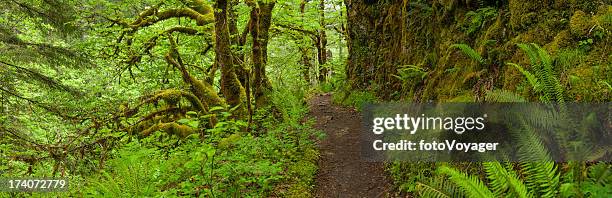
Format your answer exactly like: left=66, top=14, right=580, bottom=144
left=299, top=0, right=312, bottom=84
left=214, top=0, right=246, bottom=116
left=317, top=0, right=328, bottom=82
left=345, top=0, right=378, bottom=90
left=344, top=0, right=407, bottom=99
left=228, top=0, right=250, bottom=87
left=251, top=1, right=275, bottom=108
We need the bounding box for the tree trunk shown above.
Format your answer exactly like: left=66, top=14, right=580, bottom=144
left=317, top=0, right=328, bottom=82
left=299, top=0, right=312, bottom=84
left=214, top=0, right=246, bottom=116
left=228, top=0, right=249, bottom=87
left=250, top=1, right=275, bottom=108
left=343, top=0, right=408, bottom=98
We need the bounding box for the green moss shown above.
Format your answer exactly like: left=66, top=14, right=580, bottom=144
left=545, top=30, right=573, bottom=54
left=447, top=92, right=475, bottom=102
left=569, top=10, right=593, bottom=38
left=482, top=14, right=504, bottom=42
left=508, top=0, right=542, bottom=30
left=596, top=5, right=612, bottom=33
left=141, top=122, right=195, bottom=138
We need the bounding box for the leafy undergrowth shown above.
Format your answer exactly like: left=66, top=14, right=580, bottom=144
left=331, top=90, right=377, bottom=111
left=2, top=88, right=321, bottom=198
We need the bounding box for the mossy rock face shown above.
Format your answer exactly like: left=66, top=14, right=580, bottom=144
left=482, top=15, right=505, bottom=42
left=566, top=66, right=611, bottom=102
left=545, top=30, right=573, bottom=54
left=508, top=0, right=547, bottom=30
left=569, top=10, right=594, bottom=38
left=553, top=0, right=570, bottom=9
left=596, top=5, right=612, bottom=31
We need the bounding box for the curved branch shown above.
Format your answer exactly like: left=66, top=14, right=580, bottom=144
left=132, top=8, right=213, bottom=28
left=165, top=33, right=224, bottom=108
left=125, top=26, right=202, bottom=66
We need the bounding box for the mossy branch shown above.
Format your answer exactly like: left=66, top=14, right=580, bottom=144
left=141, top=122, right=195, bottom=138
left=126, top=26, right=202, bottom=66
left=123, top=1, right=213, bottom=30
left=124, top=89, right=206, bottom=118
left=164, top=34, right=224, bottom=108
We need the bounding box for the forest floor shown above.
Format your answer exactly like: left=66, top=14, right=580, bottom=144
left=309, top=94, right=398, bottom=198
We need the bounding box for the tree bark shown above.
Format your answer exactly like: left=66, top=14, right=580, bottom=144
left=214, top=0, right=246, bottom=116
left=299, top=0, right=312, bottom=84
left=250, top=1, right=275, bottom=108
left=343, top=0, right=407, bottom=98
left=317, top=0, right=328, bottom=82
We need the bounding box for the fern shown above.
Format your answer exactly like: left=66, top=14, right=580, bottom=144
left=514, top=121, right=552, bottom=162
left=588, top=163, right=612, bottom=185
left=449, top=44, right=484, bottom=64
left=511, top=43, right=565, bottom=104
left=484, top=162, right=532, bottom=198
left=521, top=161, right=560, bottom=198
left=437, top=166, right=495, bottom=198
left=509, top=120, right=560, bottom=198
left=598, top=80, right=612, bottom=91
left=394, top=65, right=428, bottom=82
left=508, top=63, right=541, bottom=92
left=416, top=182, right=453, bottom=198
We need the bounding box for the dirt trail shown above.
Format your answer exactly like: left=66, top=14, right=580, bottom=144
left=309, top=94, right=397, bottom=198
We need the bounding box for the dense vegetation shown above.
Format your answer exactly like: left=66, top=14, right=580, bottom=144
left=1, top=0, right=610, bottom=197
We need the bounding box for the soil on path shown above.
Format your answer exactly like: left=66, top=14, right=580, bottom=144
left=309, top=94, right=398, bottom=198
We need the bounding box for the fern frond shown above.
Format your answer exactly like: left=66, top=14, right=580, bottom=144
left=416, top=182, right=453, bottom=198
left=485, top=89, right=526, bottom=102
left=484, top=162, right=532, bottom=198
left=532, top=43, right=564, bottom=104
left=514, top=120, right=552, bottom=162
left=508, top=63, right=540, bottom=93
left=588, top=163, right=612, bottom=185
left=516, top=43, right=540, bottom=68
left=437, top=166, right=495, bottom=198
left=521, top=161, right=560, bottom=198
left=514, top=43, right=565, bottom=104
left=598, top=80, right=612, bottom=90
left=520, top=106, right=562, bottom=135
left=395, top=65, right=428, bottom=81
left=449, top=44, right=484, bottom=64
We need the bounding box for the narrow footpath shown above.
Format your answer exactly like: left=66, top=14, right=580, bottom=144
left=309, top=94, right=398, bottom=198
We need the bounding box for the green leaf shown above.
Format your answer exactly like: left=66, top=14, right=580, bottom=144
left=177, top=118, right=190, bottom=124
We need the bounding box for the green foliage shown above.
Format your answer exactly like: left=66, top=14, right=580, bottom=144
left=83, top=140, right=161, bottom=197
left=510, top=43, right=565, bottom=104
left=388, top=162, right=437, bottom=193
left=463, top=7, right=498, bottom=36
left=394, top=65, right=429, bottom=95
left=417, top=162, right=571, bottom=198
left=556, top=48, right=585, bottom=72
left=578, top=38, right=594, bottom=51
left=485, top=89, right=527, bottom=102
left=449, top=44, right=484, bottom=64
left=416, top=180, right=459, bottom=198
left=436, top=166, right=495, bottom=198
left=333, top=90, right=377, bottom=110
left=484, top=162, right=531, bottom=198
